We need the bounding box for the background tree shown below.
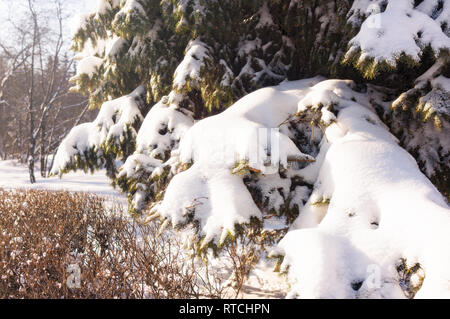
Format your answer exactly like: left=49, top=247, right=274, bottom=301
left=0, top=0, right=95, bottom=180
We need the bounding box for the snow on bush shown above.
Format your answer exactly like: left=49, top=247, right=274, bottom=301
left=95, top=0, right=121, bottom=16
left=173, top=39, right=211, bottom=90
left=346, top=0, right=450, bottom=77
left=74, top=55, right=104, bottom=79
left=274, top=79, right=450, bottom=299
left=117, top=92, right=194, bottom=213
left=135, top=94, right=193, bottom=158
left=51, top=86, right=145, bottom=176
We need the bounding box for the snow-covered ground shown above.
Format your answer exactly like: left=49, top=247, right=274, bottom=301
left=0, top=160, right=126, bottom=205
left=240, top=258, right=289, bottom=298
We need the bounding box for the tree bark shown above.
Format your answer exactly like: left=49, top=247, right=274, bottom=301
left=27, top=0, right=37, bottom=184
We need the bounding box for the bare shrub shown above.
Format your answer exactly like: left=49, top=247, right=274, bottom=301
left=0, top=189, right=228, bottom=298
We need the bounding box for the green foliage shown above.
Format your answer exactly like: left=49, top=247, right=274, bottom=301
left=56, top=146, right=103, bottom=176
left=63, top=0, right=450, bottom=254
left=117, top=164, right=170, bottom=216
left=396, top=258, right=425, bottom=299
left=343, top=44, right=443, bottom=91
left=70, top=0, right=368, bottom=114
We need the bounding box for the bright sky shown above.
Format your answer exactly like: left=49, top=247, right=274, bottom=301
left=0, top=0, right=96, bottom=53
left=0, top=0, right=95, bottom=18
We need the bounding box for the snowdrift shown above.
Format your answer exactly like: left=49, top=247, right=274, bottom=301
left=275, top=80, right=450, bottom=298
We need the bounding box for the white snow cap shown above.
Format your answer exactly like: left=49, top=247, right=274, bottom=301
left=173, top=39, right=210, bottom=90
left=75, top=56, right=104, bottom=79
left=347, top=0, right=450, bottom=66
left=135, top=93, right=194, bottom=159
left=96, top=0, right=121, bottom=15
left=51, top=86, right=145, bottom=175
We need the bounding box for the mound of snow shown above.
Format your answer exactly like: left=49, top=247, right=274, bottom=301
left=274, top=80, right=450, bottom=299
left=135, top=93, right=194, bottom=158
left=347, top=0, right=450, bottom=66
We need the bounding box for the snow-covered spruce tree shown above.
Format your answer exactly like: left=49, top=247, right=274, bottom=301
left=55, top=0, right=352, bottom=211
left=52, top=0, right=449, bottom=298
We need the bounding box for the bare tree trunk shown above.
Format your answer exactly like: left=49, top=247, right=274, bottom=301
left=0, top=102, right=5, bottom=160
left=27, top=0, right=37, bottom=184
left=40, top=122, right=46, bottom=177
left=18, top=118, right=23, bottom=163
